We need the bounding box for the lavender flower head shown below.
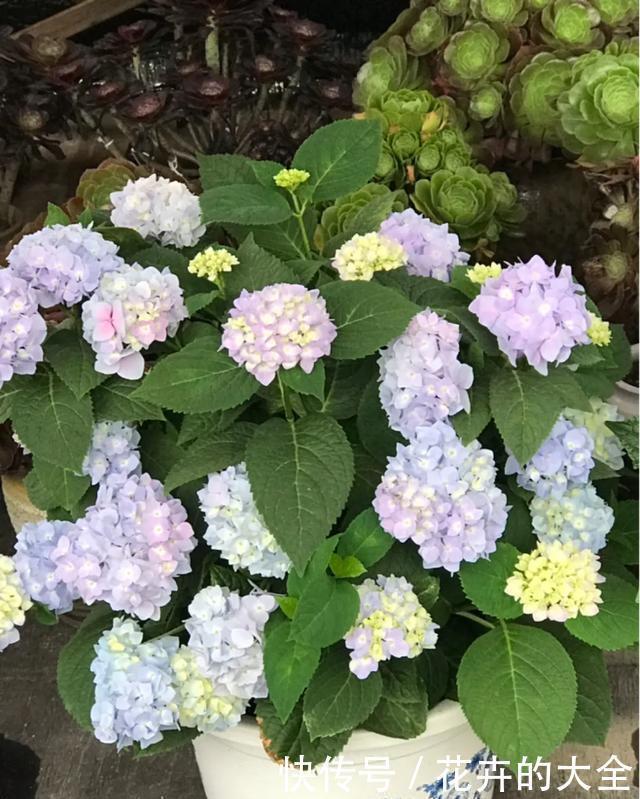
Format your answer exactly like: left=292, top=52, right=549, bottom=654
left=0, top=270, right=46, bottom=388
left=378, top=310, right=473, bottom=439
left=0, top=554, right=32, bottom=653
left=564, top=399, right=625, bottom=471
left=185, top=586, right=276, bottom=700
left=7, top=224, right=124, bottom=307
left=82, top=421, right=142, bottom=489
left=531, top=484, right=614, bottom=553
left=82, top=262, right=187, bottom=380
left=198, top=463, right=291, bottom=578
left=505, top=417, right=595, bottom=498
left=379, top=209, right=469, bottom=282
left=13, top=519, right=79, bottom=614
left=91, top=618, right=179, bottom=750
left=345, top=575, right=438, bottom=680
left=469, top=256, right=591, bottom=375
left=221, top=283, right=336, bottom=386
left=110, top=175, right=205, bottom=248
left=68, top=473, right=196, bottom=620
left=373, top=421, right=508, bottom=573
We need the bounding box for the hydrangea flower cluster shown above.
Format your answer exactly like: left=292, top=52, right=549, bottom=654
left=273, top=168, right=310, bottom=191
left=379, top=209, right=469, bottom=282
left=469, top=256, right=591, bottom=374
left=7, top=224, right=124, bottom=307
left=505, top=540, right=604, bottom=622
left=185, top=586, right=276, bottom=700
left=378, top=310, right=474, bottom=439
left=505, top=417, right=595, bottom=498
left=187, top=248, right=239, bottom=283
left=82, top=263, right=187, bottom=380
left=0, top=555, right=32, bottom=653
left=0, top=270, right=46, bottom=388
left=82, top=421, right=141, bottom=489
left=531, top=485, right=614, bottom=553
left=13, top=520, right=79, bottom=614
left=198, top=463, right=290, bottom=578
left=586, top=313, right=612, bottom=346
left=467, top=262, right=502, bottom=285
left=564, top=399, right=624, bottom=471
left=91, top=618, right=179, bottom=750
left=68, top=474, right=195, bottom=620
left=221, top=283, right=336, bottom=386
left=331, top=232, right=406, bottom=281
left=345, top=575, right=438, bottom=680
left=172, top=646, right=246, bottom=734
left=373, top=421, right=508, bottom=573
left=110, top=176, right=205, bottom=248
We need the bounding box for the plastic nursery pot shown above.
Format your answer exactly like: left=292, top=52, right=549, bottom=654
left=193, top=699, right=493, bottom=799
left=610, top=344, right=639, bottom=419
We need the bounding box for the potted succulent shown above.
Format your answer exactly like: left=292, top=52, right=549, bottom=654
left=0, top=119, right=637, bottom=799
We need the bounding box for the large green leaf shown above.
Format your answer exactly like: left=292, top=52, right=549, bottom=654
left=245, top=414, right=354, bottom=571
left=307, top=361, right=374, bottom=420
left=27, top=457, right=90, bottom=512
left=457, top=623, right=577, bottom=762
left=133, top=337, right=258, bottom=414
left=200, top=184, right=292, bottom=226
left=362, top=660, right=427, bottom=739
left=607, top=418, right=639, bottom=469
left=92, top=376, right=165, bottom=422
left=198, top=153, right=258, bottom=189
left=337, top=508, right=393, bottom=568
left=566, top=574, right=639, bottom=651
left=44, top=327, right=107, bottom=398
left=133, top=243, right=210, bottom=297
left=357, top=378, right=402, bottom=462
left=224, top=234, right=297, bottom=297
left=290, top=573, right=359, bottom=648
left=459, top=543, right=523, bottom=620
left=280, top=362, right=325, bottom=402
left=264, top=620, right=321, bottom=723
left=451, top=370, right=491, bottom=445
left=292, top=119, right=382, bottom=202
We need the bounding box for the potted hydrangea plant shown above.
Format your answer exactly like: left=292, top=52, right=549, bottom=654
left=0, top=119, right=637, bottom=799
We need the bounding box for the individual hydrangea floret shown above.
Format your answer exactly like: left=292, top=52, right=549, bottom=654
left=331, top=232, right=407, bottom=281
left=345, top=574, right=438, bottom=680
left=0, top=555, right=32, bottom=653
left=505, top=417, right=595, bottom=498
left=185, top=586, right=276, bottom=700
left=172, top=646, right=246, bottom=734
left=564, top=399, right=624, bottom=471
left=198, top=463, right=291, bottom=578
left=586, top=312, right=612, bottom=347
left=187, top=248, right=239, bottom=283
left=378, top=209, right=469, bottom=282
left=82, top=263, right=187, bottom=380
left=467, top=262, right=502, bottom=285
left=70, top=473, right=196, bottom=620
left=0, top=270, right=46, bottom=388
left=505, top=540, right=604, bottom=622
left=6, top=224, right=124, bottom=308
left=221, top=283, right=336, bottom=386
left=531, top=484, right=614, bottom=553
left=378, top=310, right=474, bottom=439
left=82, top=421, right=141, bottom=489
left=273, top=169, right=311, bottom=191
left=13, top=520, right=79, bottom=614
left=469, top=256, right=591, bottom=375
left=91, top=618, right=179, bottom=750
left=373, top=421, right=508, bottom=573
left=110, top=175, right=205, bottom=248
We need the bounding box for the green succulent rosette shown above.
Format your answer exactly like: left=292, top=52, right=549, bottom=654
left=370, top=89, right=441, bottom=131
left=605, top=36, right=639, bottom=56
left=509, top=52, right=573, bottom=145
left=354, top=36, right=422, bottom=108
left=390, top=128, right=423, bottom=161
left=438, top=0, right=470, bottom=15
left=76, top=160, right=138, bottom=210
left=540, top=0, right=604, bottom=50
left=490, top=171, right=527, bottom=232
left=407, top=8, right=452, bottom=55
left=470, top=0, right=529, bottom=26
left=592, top=0, right=636, bottom=27
left=558, top=51, right=639, bottom=163
left=443, top=22, right=510, bottom=89
left=416, top=128, right=473, bottom=176
left=469, top=83, right=504, bottom=121
left=375, top=142, right=400, bottom=184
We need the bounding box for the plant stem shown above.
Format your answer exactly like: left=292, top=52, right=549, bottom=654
left=277, top=373, right=294, bottom=422
left=455, top=610, right=495, bottom=630
left=291, top=194, right=312, bottom=258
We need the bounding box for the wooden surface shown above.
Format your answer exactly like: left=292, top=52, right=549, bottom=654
left=16, top=0, right=146, bottom=39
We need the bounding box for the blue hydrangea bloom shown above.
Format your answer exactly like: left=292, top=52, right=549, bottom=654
left=82, top=421, right=141, bottom=489
left=0, top=270, right=46, bottom=388
left=531, top=484, right=614, bottom=553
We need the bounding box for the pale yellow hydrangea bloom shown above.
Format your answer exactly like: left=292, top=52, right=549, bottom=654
left=467, top=262, right=502, bottom=285
left=188, top=248, right=239, bottom=283
left=505, top=540, right=604, bottom=622
left=586, top=312, right=612, bottom=347
left=332, top=232, right=407, bottom=281
left=0, top=554, right=32, bottom=652
left=273, top=168, right=311, bottom=191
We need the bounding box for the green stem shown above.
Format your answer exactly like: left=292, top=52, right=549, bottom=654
left=291, top=194, right=312, bottom=259
left=277, top=373, right=294, bottom=422
left=455, top=610, right=495, bottom=630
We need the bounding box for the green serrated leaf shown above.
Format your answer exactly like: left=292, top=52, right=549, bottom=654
left=307, top=361, right=374, bottom=420
left=200, top=185, right=292, bottom=226
left=337, top=508, right=393, bottom=568
left=186, top=291, right=218, bottom=316
left=607, top=418, right=639, bottom=469
left=277, top=596, right=299, bottom=619
left=329, top=554, right=366, bottom=579
left=286, top=536, right=340, bottom=598
left=357, top=378, right=402, bottom=462
left=290, top=573, right=359, bottom=647
left=27, top=457, right=91, bottom=512
left=280, top=362, right=325, bottom=401
left=502, top=490, right=535, bottom=552
left=224, top=234, right=296, bottom=297
left=139, top=423, right=184, bottom=483
left=457, top=623, right=577, bottom=762
left=606, top=500, right=639, bottom=565
left=287, top=259, right=324, bottom=284
left=177, top=406, right=249, bottom=445
left=417, top=649, right=449, bottom=708
left=566, top=574, right=639, bottom=651
left=264, top=620, right=321, bottom=723
left=44, top=327, right=107, bottom=398
left=44, top=203, right=70, bottom=226
left=451, top=370, right=491, bottom=445
left=344, top=446, right=386, bottom=525
left=133, top=728, right=199, bottom=758
left=459, top=543, right=523, bottom=620
left=99, top=226, right=147, bottom=260
left=31, top=601, right=59, bottom=625
left=134, top=244, right=211, bottom=297
left=92, top=376, right=165, bottom=422
left=198, top=153, right=258, bottom=189
left=362, top=660, right=427, bottom=739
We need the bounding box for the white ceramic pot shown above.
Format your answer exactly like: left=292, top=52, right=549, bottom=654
left=193, top=699, right=493, bottom=799
left=609, top=344, right=639, bottom=419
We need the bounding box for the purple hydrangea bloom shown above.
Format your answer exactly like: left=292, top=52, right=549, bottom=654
left=378, top=310, right=474, bottom=439
left=469, top=256, right=591, bottom=375
left=531, top=484, right=614, bottom=553
left=68, top=473, right=196, bottom=620
left=379, top=209, right=469, bottom=282
left=13, top=520, right=80, bottom=614
left=373, top=421, right=508, bottom=573
left=110, top=176, right=205, bottom=248
left=345, top=575, right=438, bottom=680
left=185, top=586, right=276, bottom=700
left=505, top=417, right=595, bottom=498
left=82, top=263, right=187, bottom=380
left=221, top=283, right=336, bottom=386
left=0, top=270, right=46, bottom=388
left=91, top=618, right=179, bottom=750
left=82, top=421, right=142, bottom=489
left=7, top=224, right=124, bottom=307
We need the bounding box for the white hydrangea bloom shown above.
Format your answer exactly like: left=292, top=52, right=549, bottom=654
left=0, top=555, right=32, bottom=652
